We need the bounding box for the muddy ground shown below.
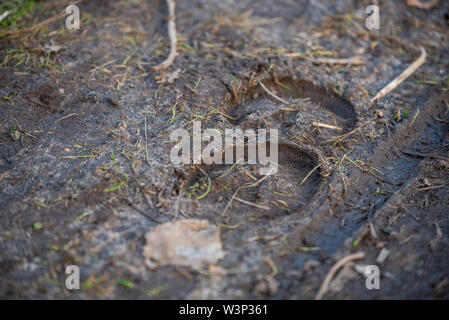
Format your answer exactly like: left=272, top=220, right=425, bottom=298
left=0, top=0, right=448, bottom=299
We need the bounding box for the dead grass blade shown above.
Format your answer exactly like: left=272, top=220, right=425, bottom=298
left=370, top=46, right=427, bottom=103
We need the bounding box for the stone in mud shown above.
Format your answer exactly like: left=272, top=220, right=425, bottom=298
left=143, top=219, right=225, bottom=271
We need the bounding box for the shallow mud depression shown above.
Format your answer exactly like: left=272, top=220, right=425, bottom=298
left=1, top=0, right=449, bottom=299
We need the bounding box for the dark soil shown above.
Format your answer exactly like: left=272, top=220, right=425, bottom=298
left=1, top=0, right=449, bottom=299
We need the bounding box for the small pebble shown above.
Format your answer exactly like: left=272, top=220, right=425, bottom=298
left=376, top=248, right=390, bottom=264
left=107, top=96, right=120, bottom=107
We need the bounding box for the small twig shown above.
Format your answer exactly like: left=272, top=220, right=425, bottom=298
left=129, top=72, right=149, bottom=80
left=308, top=56, right=365, bottom=65
left=409, top=109, right=420, bottom=127
left=144, top=117, right=151, bottom=167
left=139, top=188, right=155, bottom=210
left=315, top=252, right=365, bottom=300
left=417, top=185, right=444, bottom=191
left=221, top=188, right=240, bottom=216
left=358, top=32, right=420, bottom=53
left=242, top=233, right=281, bottom=244
left=12, top=118, right=37, bottom=139
left=401, top=151, right=449, bottom=161
left=121, top=197, right=160, bottom=223
left=384, top=119, right=391, bottom=137
left=217, top=110, right=237, bottom=121
left=217, top=221, right=243, bottom=230
left=433, top=116, right=449, bottom=124
left=244, top=166, right=275, bottom=188
left=434, top=222, right=443, bottom=239
left=55, top=113, right=77, bottom=123
left=371, top=46, right=427, bottom=103
left=233, top=197, right=271, bottom=210
left=410, top=16, right=449, bottom=35
left=284, top=53, right=366, bottom=66
left=117, top=67, right=130, bottom=91
left=299, top=164, right=320, bottom=186
left=22, top=96, right=48, bottom=108
left=369, top=222, right=377, bottom=239
left=312, top=121, right=342, bottom=131
left=24, top=132, right=37, bottom=139
left=88, top=60, right=115, bottom=81
left=60, top=155, right=96, bottom=159
left=325, top=122, right=369, bottom=144
left=152, top=0, right=177, bottom=72
left=257, top=80, right=289, bottom=105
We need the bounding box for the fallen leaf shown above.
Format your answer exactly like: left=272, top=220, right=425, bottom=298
left=143, top=219, right=225, bottom=271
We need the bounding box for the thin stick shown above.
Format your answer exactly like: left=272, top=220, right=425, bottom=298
left=410, top=16, right=449, bottom=35
left=234, top=197, right=271, bottom=210
left=152, top=0, right=177, bottom=72
left=245, top=166, right=275, bottom=188
left=401, top=151, right=449, bottom=161
left=121, top=197, right=160, bottom=223
left=285, top=53, right=365, bottom=66
left=144, top=117, right=151, bottom=167
left=409, top=109, right=420, bottom=127
left=370, top=46, right=427, bottom=103
left=257, top=80, right=289, bottom=105
left=299, top=164, right=320, bottom=186
left=312, top=122, right=342, bottom=131
left=360, top=32, right=420, bottom=52
left=55, top=113, right=77, bottom=123
left=217, top=110, right=237, bottom=121
left=88, top=60, right=115, bottom=81
left=325, top=122, right=369, bottom=144
left=315, top=252, right=365, bottom=300
left=307, top=56, right=365, bottom=65
left=242, top=234, right=281, bottom=244
left=221, top=188, right=240, bottom=216
left=417, top=185, right=444, bottom=191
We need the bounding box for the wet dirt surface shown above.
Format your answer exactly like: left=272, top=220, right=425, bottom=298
left=0, top=0, right=448, bottom=299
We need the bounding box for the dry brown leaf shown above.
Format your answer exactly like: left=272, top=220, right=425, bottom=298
left=144, top=219, right=225, bottom=271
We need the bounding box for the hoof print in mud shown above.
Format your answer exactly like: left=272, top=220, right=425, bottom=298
left=185, top=142, right=321, bottom=218
left=226, top=77, right=357, bottom=138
